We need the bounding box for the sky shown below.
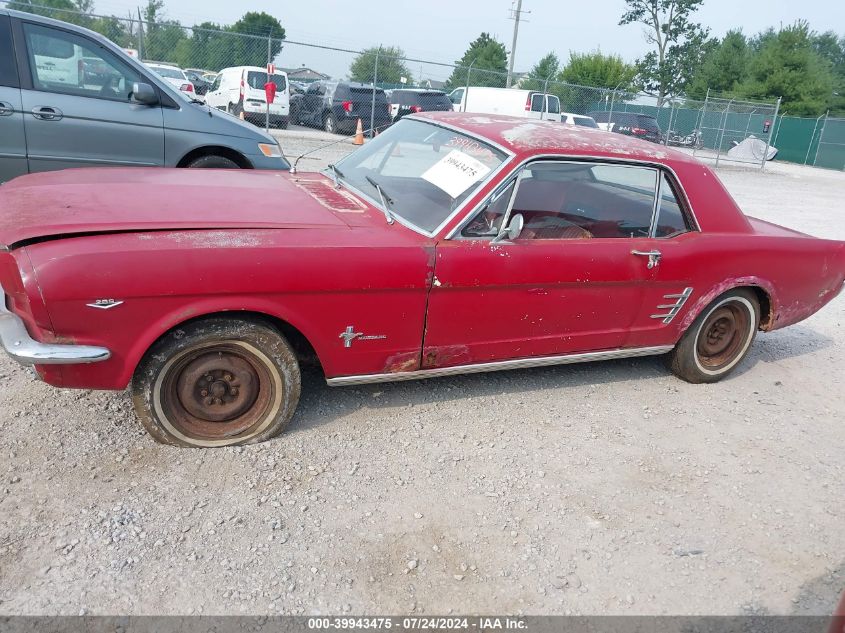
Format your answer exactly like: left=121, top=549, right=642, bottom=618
left=86, top=0, right=845, bottom=80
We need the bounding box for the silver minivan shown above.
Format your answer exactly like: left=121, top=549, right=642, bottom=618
left=0, top=9, right=289, bottom=183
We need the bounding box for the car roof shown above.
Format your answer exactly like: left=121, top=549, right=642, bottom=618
left=392, top=88, right=446, bottom=93
left=411, top=112, right=694, bottom=164
left=221, top=66, right=287, bottom=74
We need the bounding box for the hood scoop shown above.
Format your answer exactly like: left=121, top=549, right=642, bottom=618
left=293, top=179, right=366, bottom=213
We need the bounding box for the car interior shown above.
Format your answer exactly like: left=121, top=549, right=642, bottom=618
left=463, top=162, right=690, bottom=240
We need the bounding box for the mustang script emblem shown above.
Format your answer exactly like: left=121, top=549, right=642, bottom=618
left=86, top=299, right=124, bottom=310
left=339, top=325, right=386, bottom=348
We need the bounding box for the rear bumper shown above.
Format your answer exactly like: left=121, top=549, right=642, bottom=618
left=0, top=284, right=111, bottom=365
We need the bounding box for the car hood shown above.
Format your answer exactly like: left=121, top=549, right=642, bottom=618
left=0, top=168, right=355, bottom=247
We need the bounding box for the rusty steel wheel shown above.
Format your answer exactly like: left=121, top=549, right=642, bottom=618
left=666, top=289, right=759, bottom=384
left=132, top=318, right=301, bottom=447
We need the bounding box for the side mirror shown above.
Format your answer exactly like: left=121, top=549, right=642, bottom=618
left=131, top=82, right=158, bottom=105
left=492, top=213, right=524, bottom=243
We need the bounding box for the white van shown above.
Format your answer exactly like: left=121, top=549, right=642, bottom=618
left=447, top=87, right=562, bottom=122
left=205, top=66, right=290, bottom=129
left=29, top=27, right=83, bottom=86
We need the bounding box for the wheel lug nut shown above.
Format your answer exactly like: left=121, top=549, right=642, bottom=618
left=230, top=388, right=238, bottom=397
left=201, top=390, right=208, bottom=396
left=225, top=374, right=233, bottom=381
left=203, top=397, right=213, bottom=406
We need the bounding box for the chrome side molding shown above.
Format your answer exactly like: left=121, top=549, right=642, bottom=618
left=326, top=345, right=674, bottom=387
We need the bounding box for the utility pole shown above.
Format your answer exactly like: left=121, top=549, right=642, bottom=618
left=506, top=0, right=529, bottom=88
left=136, top=7, right=144, bottom=59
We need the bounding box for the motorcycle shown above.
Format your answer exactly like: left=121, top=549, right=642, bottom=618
left=665, top=129, right=703, bottom=149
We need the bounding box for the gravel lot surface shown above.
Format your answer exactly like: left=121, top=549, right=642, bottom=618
left=0, top=133, right=843, bottom=616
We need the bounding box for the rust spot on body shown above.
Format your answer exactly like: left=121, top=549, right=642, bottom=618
left=421, top=344, right=471, bottom=369
left=383, top=351, right=419, bottom=373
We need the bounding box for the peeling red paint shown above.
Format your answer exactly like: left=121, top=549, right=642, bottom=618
left=679, top=277, right=777, bottom=333
left=383, top=351, right=419, bottom=373
left=422, top=344, right=471, bottom=369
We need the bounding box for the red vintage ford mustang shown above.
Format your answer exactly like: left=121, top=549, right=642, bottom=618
left=1, top=112, right=843, bottom=447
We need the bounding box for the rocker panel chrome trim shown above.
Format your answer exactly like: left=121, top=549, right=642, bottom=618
left=326, top=345, right=674, bottom=386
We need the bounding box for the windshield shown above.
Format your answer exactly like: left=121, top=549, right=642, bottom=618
left=574, top=116, right=598, bottom=128
left=247, top=71, right=287, bottom=92
left=151, top=66, right=184, bottom=79
left=335, top=119, right=507, bottom=234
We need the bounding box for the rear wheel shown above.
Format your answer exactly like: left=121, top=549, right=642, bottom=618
left=132, top=318, right=301, bottom=447
left=186, top=155, right=240, bottom=169
left=666, top=289, right=759, bottom=383
left=324, top=112, right=337, bottom=133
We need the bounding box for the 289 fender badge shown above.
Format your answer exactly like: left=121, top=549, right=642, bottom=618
left=86, top=299, right=124, bottom=310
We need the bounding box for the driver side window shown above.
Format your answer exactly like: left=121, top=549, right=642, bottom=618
left=23, top=22, right=140, bottom=102
left=510, top=162, right=658, bottom=240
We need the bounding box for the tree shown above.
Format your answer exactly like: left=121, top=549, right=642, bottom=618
left=229, top=12, right=285, bottom=67
left=174, top=22, right=235, bottom=72
left=812, top=31, right=845, bottom=114
left=349, top=46, right=412, bottom=85
left=520, top=52, right=560, bottom=91
left=445, top=33, right=508, bottom=89
left=740, top=21, right=835, bottom=116
left=559, top=50, right=637, bottom=89
left=687, top=30, right=749, bottom=99
left=619, top=0, right=710, bottom=106
left=91, top=15, right=130, bottom=48
left=7, top=0, right=92, bottom=26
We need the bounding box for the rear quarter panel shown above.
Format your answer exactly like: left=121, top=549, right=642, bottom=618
left=676, top=232, right=843, bottom=335
left=26, top=227, right=434, bottom=389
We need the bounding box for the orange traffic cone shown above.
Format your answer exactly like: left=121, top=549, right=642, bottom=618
left=353, top=118, right=364, bottom=145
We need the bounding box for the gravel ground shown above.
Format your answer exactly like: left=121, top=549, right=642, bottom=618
left=0, top=134, right=843, bottom=616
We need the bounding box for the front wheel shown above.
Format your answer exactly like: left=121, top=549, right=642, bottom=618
left=666, top=289, right=759, bottom=383
left=131, top=318, right=301, bottom=447
left=186, top=155, right=239, bottom=169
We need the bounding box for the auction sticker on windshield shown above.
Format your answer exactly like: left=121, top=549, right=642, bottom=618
left=421, top=150, right=492, bottom=198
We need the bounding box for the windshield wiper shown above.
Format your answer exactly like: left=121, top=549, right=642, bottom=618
left=364, top=175, right=395, bottom=225
left=327, top=163, right=345, bottom=189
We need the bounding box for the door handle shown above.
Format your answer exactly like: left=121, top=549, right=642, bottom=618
left=0, top=102, right=14, bottom=116
left=631, top=249, right=662, bottom=269
left=31, top=106, right=63, bottom=121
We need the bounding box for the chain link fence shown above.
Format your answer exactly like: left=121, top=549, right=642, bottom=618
left=692, top=93, right=781, bottom=169
left=813, top=116, right=845, bottom=170
left=2, top=0, right=843, bottom=171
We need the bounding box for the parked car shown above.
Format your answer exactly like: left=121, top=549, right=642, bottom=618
left=294, top=80, right=391, bottom=134
left=184, top=69, right=212, bottom=96
left=588, top=111, right=663, bottom=143
left=144, top=61, right=195, bottom=97
left=561, top=112, right=598, bottom=128
left=1, top=112, right=843, bottom=448
left=448, top=86, right=562, bottom=122
left=204, top=66, right=290, bottom=128
left=81, top=55, right=117, bottom=85
left=388, top=88, right=452, bottom=122
left=0, top=9, right=287, bottom=182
